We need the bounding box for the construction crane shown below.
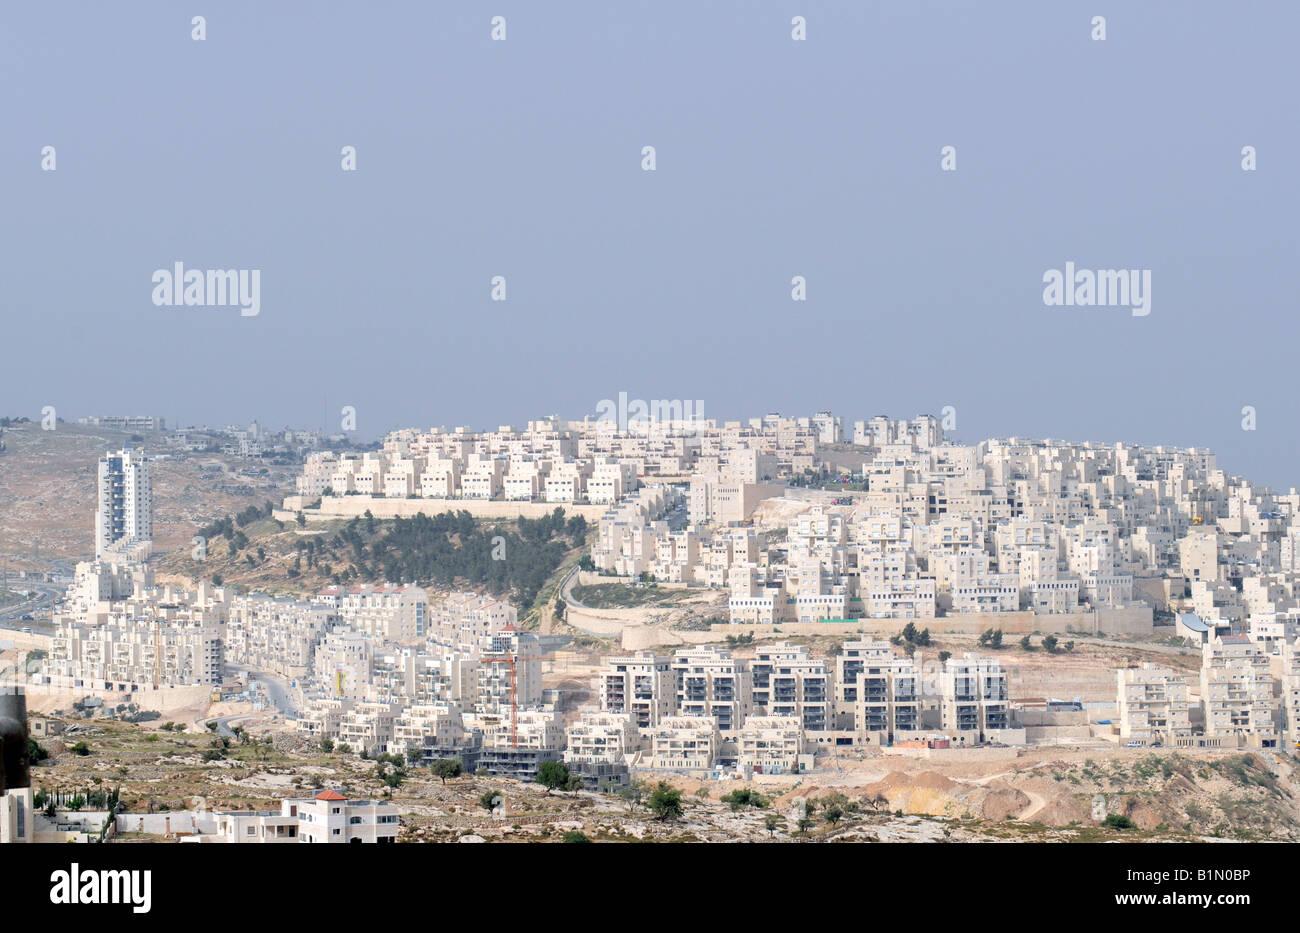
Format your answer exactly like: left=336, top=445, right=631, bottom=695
left=482, top=656, right=518, bottom=747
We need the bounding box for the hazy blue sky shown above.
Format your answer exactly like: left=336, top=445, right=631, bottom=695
left=2, top=2, right=1297, bottom=487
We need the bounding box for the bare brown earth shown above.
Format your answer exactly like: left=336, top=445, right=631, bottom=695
left=0, top=422, right=292, bottom=570
left=25, top=707, right=1298, bottom=844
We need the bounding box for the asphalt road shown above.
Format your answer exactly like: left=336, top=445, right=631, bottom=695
left=0, top=581, right=64, bottom=629
left=225, top=664, right=297, bottom=717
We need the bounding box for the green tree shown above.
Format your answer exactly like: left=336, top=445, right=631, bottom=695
left=1019, top=635, right=1033, bottom=651
left=721, top=788, right=768, bottom=811
left=1042, top=634, right=1059, bottom=654
left=822, top=804, right=844, bottom=825
left=938, top=650, right=952, bottom=663
left=479, top=790, right=502, bottom=812
left=430, top=757, right=463, bottom=784
left=537, top=760, right=572, bottom=794
left=296, top=511, right=307, bottom=527
left=70, top=741, right=90, bottom=756
left=319, top=738, right=334, bottom=752
left=646, top=782, right=684, bottom=822
left=562, top=830, right=591, bottom=843
left=990, top=629, right=1004, bottom=649
left=27, top=737, right=49, bottom=762
left=1103, top=813, right=1134, bottom=830
left=764, top=812, right=781, bottom=837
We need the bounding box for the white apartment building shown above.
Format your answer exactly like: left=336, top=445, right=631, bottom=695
left=648, top=716, right=720, bottom=771
left=334, top=584, right=428, bottom=642
left=564, top=711, right=640, bottom=766
left=296, top=698, right=354, bottom=743
left=389, top=703, right=466, bottom=762
left=940, top=655, right=1011, bottom=742
left=95, top=449, right=152, bottom=559
left=598, top=653, right=673, bottom=729
left=1201, top=636, right=1279, bottom=746
left=750, top=642, right=831, bottom=732
left=295, top=790, right=399, bottom=843
left=671, top=647, right=752, bottom=738
left=337, top=701, right=402, bottom=755
left=312, top=629, right=374, bottom=701
left=1282, top=643, right=1300, bottom=749
left=836, top=640, right=922, bottom=741
left=1116, top=664, right=1193, bottom=743
left=476, top=628, right=542, bottom=715
left=43, top=617, right=223, bottom=691
left=737, top=716, right=805, bottom=772
left=227, top=595, right=339, bottom=679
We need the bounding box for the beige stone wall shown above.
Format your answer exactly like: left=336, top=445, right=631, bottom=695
left=279, top=495, right=608, bottom=523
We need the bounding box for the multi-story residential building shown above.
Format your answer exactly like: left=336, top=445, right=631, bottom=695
left=1282, top=643, right=1300, bottom=750
left=1201, top=636, right=1279, bottom=746
left=671, top=647, right=752, bottom=738
left=226, top=595, right=339, bottom=679
left=311, top=629, right=374, bottom=701
left=1116, top=664, right=1192, bottom=743
left=42, top=617, right=223, bottom=691
left=736, top=716, right=805, bottom=773
left=389, top=703, right=467, bottom=763
left=296, top=698, right=355, bottom=743
left=294, top=790, right=399, bottom=843
left=337, top=701, right=402, bottom=755
left=648, top=716, right=720, bottom=771
left=598, top=653, right=673, bottom=729
left=476, top=628, right=542, bottom=715
left=940, top=655, right=1010, bottom=742
left=338, top=584, right=428, bottom=642
left=842, top=643, right=922, bottom=742
left=564, top=711, right=640, bottom=766
left=750, top=642, right=830, bottom=732
left=95, top=448, right=152, bottom=559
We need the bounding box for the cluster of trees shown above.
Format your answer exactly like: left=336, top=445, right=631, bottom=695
left=891, top=622, right=932, bottom=648
left=721, top=788, right=768, bottom=811
left=1020, top=634, right=1075, bottom=653
left=371, top=752, right=407, bottom=789
left=306, top=508, right=586, bottom=608
left=977, top=628, right=1005, bottom=649
left=537, top=760, right=583, bottom=793
left=196, top=501, right=277, bottom=541
left=35, top=785, right=122, bottom=815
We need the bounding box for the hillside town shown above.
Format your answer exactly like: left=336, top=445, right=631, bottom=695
left=4, top=409, right=1300, bottom=846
